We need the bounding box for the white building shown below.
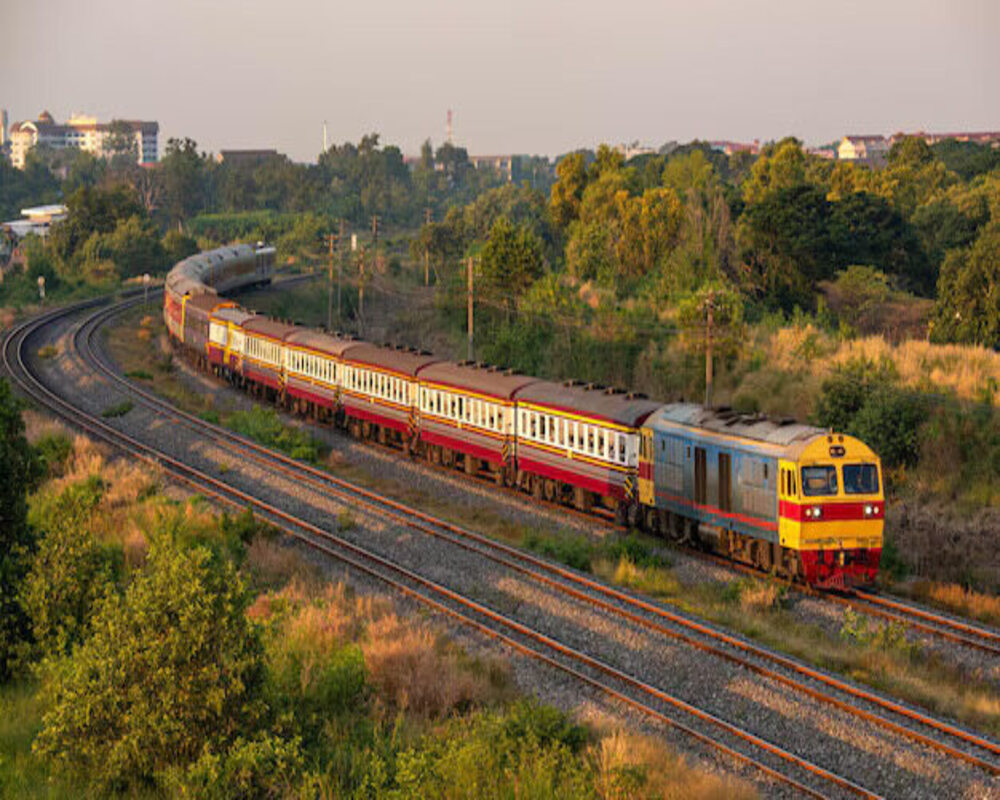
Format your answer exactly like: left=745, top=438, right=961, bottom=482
left=1, top=204, right=68, bottom=239
left=837, top=135, right=889, bottom=165
left=8, top=111, right=158, bottom=169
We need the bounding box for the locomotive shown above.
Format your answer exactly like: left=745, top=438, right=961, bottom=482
left=163, top=244, right=884, bottom=589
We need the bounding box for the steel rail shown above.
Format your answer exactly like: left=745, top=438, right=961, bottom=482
left=3, top=301, right=878, bottom=800
left=79, top=297, right=1000, bottom=775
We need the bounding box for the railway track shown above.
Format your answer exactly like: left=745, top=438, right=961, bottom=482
left=4, top=298, right=887, bottom=798
left=67, top=296, right=1000, bottom=784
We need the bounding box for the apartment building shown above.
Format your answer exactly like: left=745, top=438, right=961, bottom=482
left=8, top=110, right=158, bottom=169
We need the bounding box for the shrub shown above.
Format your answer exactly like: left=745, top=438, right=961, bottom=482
left=33, top=433, right=72, bottom=479
left=226, top=406, right=321, bottom=462
left=100, top=400, right=134, bottom=418
left=522, top=531, right=593, bottom=573
left=814, top=358, right=927, bottom=468
left=34, top=541, right=265, bottom=790
left=23, top=477, right=122, bottom=658
left=162, top=733, right=305, bottom=800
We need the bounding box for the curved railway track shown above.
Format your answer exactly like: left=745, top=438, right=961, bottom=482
left=7, top=294, right=1000, bottom=797
left=72, top=295, right=1000, bottom=778
left=5, top=299, right=882, bottom=799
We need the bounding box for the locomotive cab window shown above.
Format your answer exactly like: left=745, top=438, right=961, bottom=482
left=801, top=465, right=838, bottom=497
left=844, top=464, right=879, bottom=495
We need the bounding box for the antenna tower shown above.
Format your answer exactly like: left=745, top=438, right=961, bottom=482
left=446, top=109, right=453, bottom=144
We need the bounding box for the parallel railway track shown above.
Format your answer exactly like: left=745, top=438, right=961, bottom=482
left=5, top=298, right=881, bottom=799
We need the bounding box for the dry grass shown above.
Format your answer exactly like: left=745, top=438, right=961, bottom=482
left=902, top=580, right=1000, bottom=628
left=592, top=729, right=757, bottom=800
left=759, top=323, right=1000, bottom=403
left=246, top=537, right=322, bottom=591
left=738, top=581, right=783, bottom=612
left=21, top=410, right=70, bottom=444
left=251, top=579, right=508, bottom=719
left=362, top=614, right=498, bottom=717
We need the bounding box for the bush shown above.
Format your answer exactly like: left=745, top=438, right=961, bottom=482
left=226, top=406, right=321, bottom=462
left=33, top=433, right=72, bottom=479
left=162, top=733, right=305, bottom=800
left=814, top=358, right=927, bottom=469
left=522, top=531, right=593, bottom=572
left=34, top=540, right=265, bottom=790
left=23, top=477, right=122, bottom=658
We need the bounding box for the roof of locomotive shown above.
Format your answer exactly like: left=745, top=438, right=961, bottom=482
left=645, top=403, right=824, bottom=449
left=285, top=328, right=360, bottom=358
left=514, top=381, right=664, bottom=428
left=186, top=293, right=232, bottom=314
left=342, top=342, right=440, bottom=377
left=417, top=361, right=539, bottom=400
left=210, top=306, right=257, bottom=325
left=242, top=316, right=299, bottom=341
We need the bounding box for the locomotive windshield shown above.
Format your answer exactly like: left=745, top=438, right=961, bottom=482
left=801, top=465, right=838, bottom=496
left=843, top=463, right=879, bottom=495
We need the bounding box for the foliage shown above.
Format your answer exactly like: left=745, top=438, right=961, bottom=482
left=161, top=229, right=199, bottom=265
left=813, top=359, right=927, bottom=469
left=22, top=478, right=122, bottom=659
left=521, top=531, right=593, bottom=572
left=34, top=540, right=265, bottom=790
left=478, top=217, right=545, bottom=312
left=100, top=400, right=134, bottom=418
left=0, top=381, right=40, bottom=682
left=32, top=433, right=72, bottom=480
left=225, top=406, right=321, bottom=462
left=931, top=220, right=1000, bottom=347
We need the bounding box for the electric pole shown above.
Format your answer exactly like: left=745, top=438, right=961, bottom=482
left=337, top=218, right=345, bottom=327
left=371, top=214, right=380, bottom=272
left=704, top=290, right=714, bottom=408
left=326, top=232, right=335, bottom=331
left=467, top=256, right=474, bottom=362
left=423, top=207, right=432, bottom=286
left=358, top=244, right=365, bottom=339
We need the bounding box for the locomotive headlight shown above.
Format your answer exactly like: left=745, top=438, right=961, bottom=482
left=864, top=504, right=879, bottom=517
left=806, top=506, right=822, bottom=519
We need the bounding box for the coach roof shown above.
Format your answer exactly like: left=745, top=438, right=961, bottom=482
left=243, top=317, right=299, bottom=341
left=342, top=342, right=439, bottom=377
left=285, top=328, right=360, bottom=358
left=515, top=381, right=663, bottom=427
left=418, top=361, right=539, bottom=400
left=210, top=306, right=256, bottom=326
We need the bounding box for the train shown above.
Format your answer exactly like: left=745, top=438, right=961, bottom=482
left=163, top=244, right=884, bottom=589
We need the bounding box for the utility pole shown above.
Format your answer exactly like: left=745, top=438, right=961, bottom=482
left=371, top=214, right=380, bottom=272
left=337, top=218, right=345, bottom=327
left=326, top=232, right=335, bottom=331
left=467, top=256, right=474, bottom=362
left=704, top=290, right=714, bottom=408
left=358, top=245, right=365, bottom=339
left=423, top=207, right=432, bottom=286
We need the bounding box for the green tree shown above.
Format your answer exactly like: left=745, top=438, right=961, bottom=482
left=22, top=478, right=121, bottom=659
left=0, top=379, right=38, bottom=681
left=35, top=540, right=265, bottom=789
left=931, top=139, right=1000, bottom=181
left=931, top=221, right=1000, bottom=347
left=741, top=138, right=807, bottom=205
left=160, top=137, right=208, bottom=228
left=479, top=217, right=545, bottom=314
left=162, top=229, right=199, bottom=265
left=549, top=152, right=588, bottom=230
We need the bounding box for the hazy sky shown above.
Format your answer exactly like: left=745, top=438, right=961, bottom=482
left=4, top=0, right=998, bottom=162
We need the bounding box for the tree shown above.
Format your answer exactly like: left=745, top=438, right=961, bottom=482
left=931, top=139, right=1000, bottom=181
left=0, top=379, right=39, bottom=681
left=160, top=137, right=208, bottom=228
left=34, top=540, right=265, bottom=789
left=22, top=478, right=120, bottom=659
left=741, top=138, right=807, bottom=205
left=105, top=119, right=138, bottom=171
left=931, top=221, right=1000, bottom=347
left=549, top=152, right=587, bottom=230
left=479, top=217, right=545, bottom=314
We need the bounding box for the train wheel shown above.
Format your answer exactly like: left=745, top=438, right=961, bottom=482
left=644, top=507, right=658, bottom=533
left=627, top=503, right=640, bottom=529
left=543, top=479, right=557, bottom=502
left=756, top=542, right=773, bottom=573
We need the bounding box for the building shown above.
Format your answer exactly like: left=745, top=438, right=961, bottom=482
left=0, top=109, right=8, bottom=159
left=469, top=154, right=516, bottom=181
left=0, top=204, right=68, bottom=239
left=837, top=135, right=889, bottom=164
left=709, top=140, right=760, bottom=157
left=8, top=111, right=158, bottom=169
left=890, top=130, right=1000, bottom=148
left=615, top=142, right=658, bottom=161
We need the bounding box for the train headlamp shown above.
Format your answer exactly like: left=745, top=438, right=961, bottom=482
left=806, top=506, right=822, bottom=519
left=864, top=504, right=879, bottom=517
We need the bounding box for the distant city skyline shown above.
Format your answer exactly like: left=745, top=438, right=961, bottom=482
left=4, top=0, right=997, bottom=163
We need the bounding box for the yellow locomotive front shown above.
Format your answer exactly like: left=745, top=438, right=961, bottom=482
left=778, top=434, right=884, bottom=588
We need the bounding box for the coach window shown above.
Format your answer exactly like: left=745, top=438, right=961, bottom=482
left=618, top=435, right=627, bottom=464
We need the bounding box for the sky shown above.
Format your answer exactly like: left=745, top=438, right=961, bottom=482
left=4, top=0, right=998, bottom=163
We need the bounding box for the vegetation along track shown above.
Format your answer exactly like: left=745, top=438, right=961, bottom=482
left=74, top=295, right=1000, bottom=785
left=4, top=299, right=890, bottom=799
